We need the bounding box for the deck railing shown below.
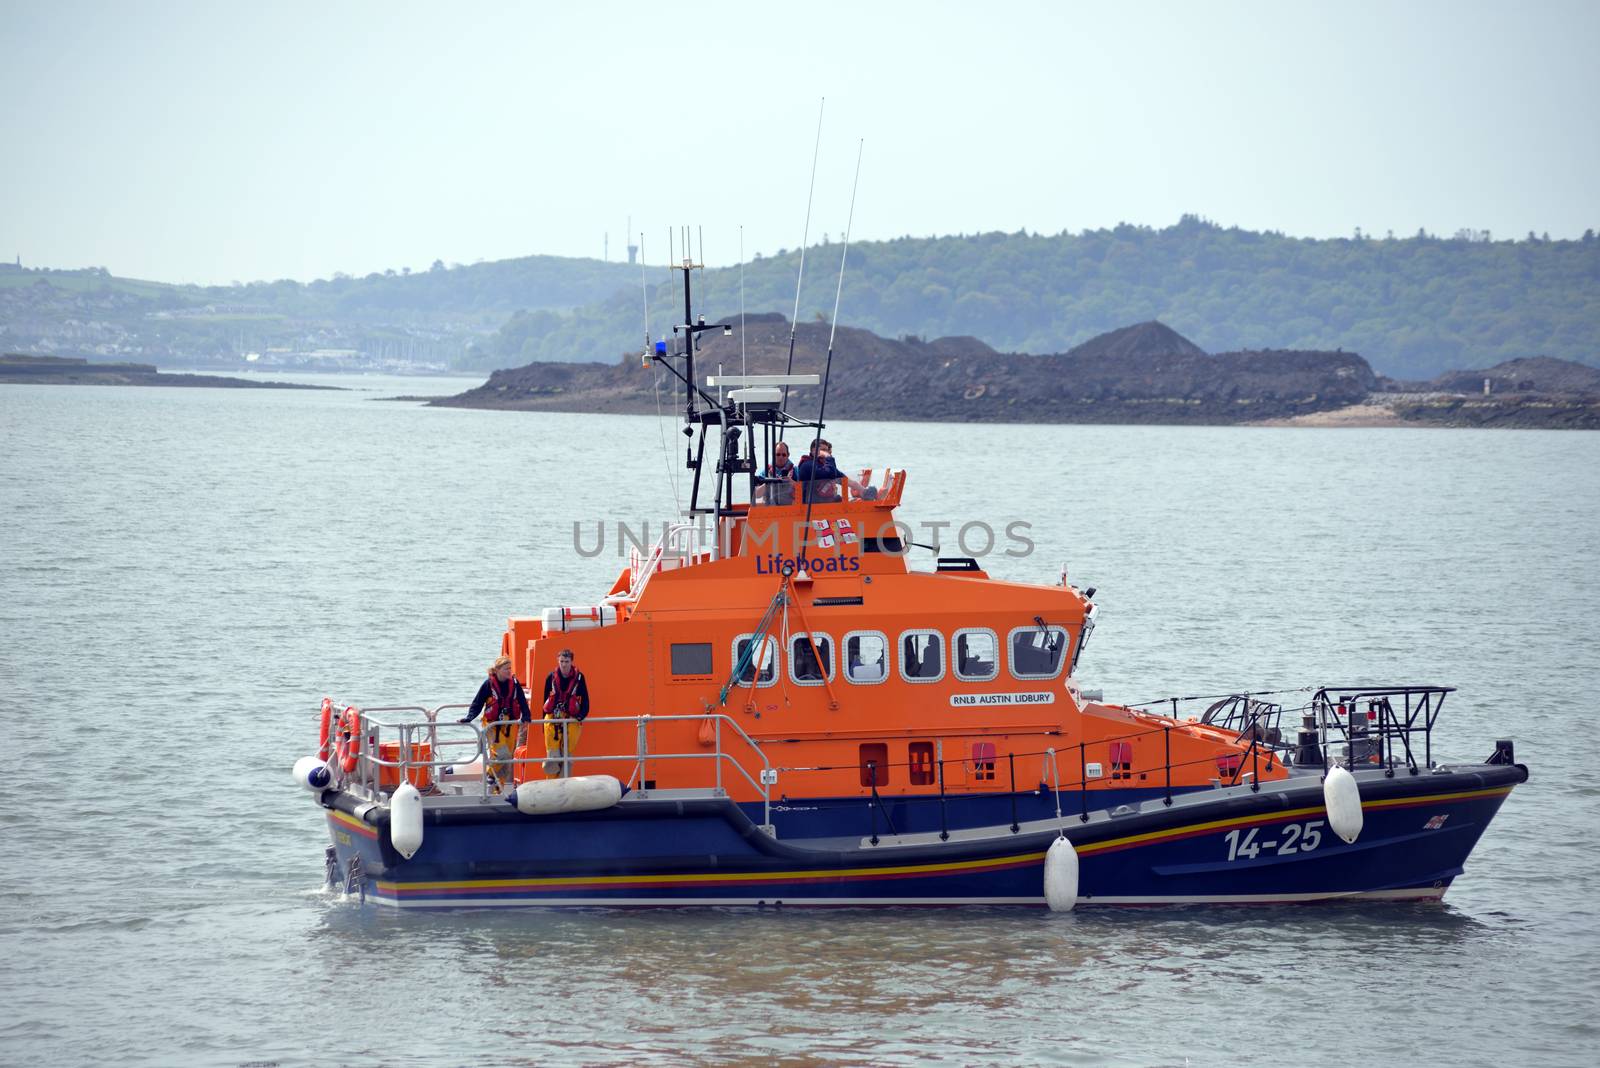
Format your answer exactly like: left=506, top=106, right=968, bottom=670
left=324, top=683, right=1465, bottom=842
left=337, top=705, right=777, bottom=830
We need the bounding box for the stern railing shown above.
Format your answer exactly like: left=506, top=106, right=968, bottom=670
left=329, top=705, right=776, bottom=830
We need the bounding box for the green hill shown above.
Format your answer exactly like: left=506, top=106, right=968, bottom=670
left=5, top=219, right=1596, bottom=378
left=484, top=219, right=1600, bottom=378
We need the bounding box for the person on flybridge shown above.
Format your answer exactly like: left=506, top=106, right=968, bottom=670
left=755, top=441, right=797, bottom=505
left=796, top=438, right=875, bottom=503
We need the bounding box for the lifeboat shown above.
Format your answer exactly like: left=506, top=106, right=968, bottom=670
left=300, top=256, right=1526, bottom=909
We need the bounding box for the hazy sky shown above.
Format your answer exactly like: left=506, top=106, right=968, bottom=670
left=2, top=0, right=1596, bottom=285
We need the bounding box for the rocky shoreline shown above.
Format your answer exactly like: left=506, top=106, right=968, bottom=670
left=0, top=354, right=340, bottom=390
left=432, top=318, right=1599, bottom=429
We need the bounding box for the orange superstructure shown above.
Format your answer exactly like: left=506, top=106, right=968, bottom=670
left=501, top=467, right=1286, bottom=807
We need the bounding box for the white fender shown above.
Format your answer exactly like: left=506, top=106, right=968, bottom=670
left=389, top=782, right=424, bottom=859
left=1043, top=836, right=1079, bottom=912
left=1323, top=765, right=1364, bottom=843
left=509, top=775, right=623, bottom=816
left=293, top=755, right=332, bottom=791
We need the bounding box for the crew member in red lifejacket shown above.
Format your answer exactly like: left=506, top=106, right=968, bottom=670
left=461, top=654, right=531, bottom=786
left=542, top=648, right=591, bottom=778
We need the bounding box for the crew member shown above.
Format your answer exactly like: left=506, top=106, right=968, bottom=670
left=796, top=438, right=872, bottom=502
left=461, top=654, right=531, bottom=787
left=795, top=438, right=842, bottom=502
left=755, top=441, right=797, bottom=505
left=542, top=648, right=591, bottom=778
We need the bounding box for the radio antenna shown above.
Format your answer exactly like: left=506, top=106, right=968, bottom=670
left=798, top=138, right=864, bottom=566
left=639, top=232, right=650, bottom=354
left=782, top=97, right=825, bottom=414
left=823, top=140, right=864, bottom=359
left=738, top=224, right=747, bottom=377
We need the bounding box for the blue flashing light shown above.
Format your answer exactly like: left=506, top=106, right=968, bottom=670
left=654, top=340, right=668, bottom=356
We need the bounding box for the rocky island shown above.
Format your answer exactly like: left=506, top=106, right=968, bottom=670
left=431, top=317, right=1600, bottom=429
left=433, top=317, right=1378, bottom=425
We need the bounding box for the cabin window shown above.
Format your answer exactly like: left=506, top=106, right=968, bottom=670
left=731, top=634, right=778, bottom=687
left=954, top=628, right=999, bottom=682
left=908, top=741, right=936, bottom=786
left=898, top=629, right=945, bottom=683
left=670, top=642, right=714, bottom=676
left=861, top=535, right=905, bottom=554
left=844, top=630, right=889, bottom=685
left=789, top=632, right=834, bottom=685
left=1008, top=625, right=1070, bottom=680
left=859, top=743, right=889, bottom=787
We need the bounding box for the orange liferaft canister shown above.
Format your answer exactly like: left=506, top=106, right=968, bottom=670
left=377, top=742, right=433, bottom=789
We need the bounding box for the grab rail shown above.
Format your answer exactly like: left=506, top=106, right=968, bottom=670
left=325, top=683, right=1456, bottom=838
left=341, top=705, right=775, bottom=830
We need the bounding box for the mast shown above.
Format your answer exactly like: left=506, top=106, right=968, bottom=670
left=681, top=244, right=697, bottom=423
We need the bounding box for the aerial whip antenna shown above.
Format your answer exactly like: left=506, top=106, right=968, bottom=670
left=738, top=225, right=747, bottom=377
left=640, top=232, right=651, bottom=355
left=643, top=233, right=682, bottom=514
left=782, top=97, right=825, bottom=414
left=823, top=140, right=864, bottom=363
left=697, top=225, right=706, bottom=325
left=798, top=138, right=864, bottom=563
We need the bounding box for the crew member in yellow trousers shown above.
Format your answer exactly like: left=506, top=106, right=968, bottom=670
left=460, top=655, right=530, bottom=788
left=541, top=648, right=591, bottom=778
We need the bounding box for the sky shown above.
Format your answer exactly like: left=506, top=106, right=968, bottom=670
left=2, top=0, right=1596, bottom=285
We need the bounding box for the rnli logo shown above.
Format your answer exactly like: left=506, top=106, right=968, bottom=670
left=1424, top=814, right=1450, bottom=830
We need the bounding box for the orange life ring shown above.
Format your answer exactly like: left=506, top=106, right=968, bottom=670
left=336, top=706, right=363, bottom=773
left=317, top=697, right=334, bottom=761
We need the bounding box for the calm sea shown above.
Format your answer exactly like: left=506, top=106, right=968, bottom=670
left=2, top=375, right=1597, bottom=1067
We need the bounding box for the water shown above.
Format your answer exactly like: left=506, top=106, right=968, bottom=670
left=2, top=377, right=1597, bottom=1066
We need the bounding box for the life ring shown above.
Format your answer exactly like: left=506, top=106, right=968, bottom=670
left=317, top=697, right=334, bottom=761
left=336, top=705, right=363, bottom=773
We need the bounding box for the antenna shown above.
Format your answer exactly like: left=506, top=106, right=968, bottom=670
left=797, top=138, right=865, bottom=570
left=824, top=140, right=865, bottom=357
left=782, top=97, right=825, bottom=414
left=739, top=224, right=747, bottom=378
left=640, top=232, right=651, bottom=356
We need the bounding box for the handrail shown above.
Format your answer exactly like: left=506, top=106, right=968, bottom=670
left=628, top=521, right=713, bottom=601
left=326, top=682, right=1455, bottom=834
left=343, top=706, right=776, bottom=830
left=629, top=540, right=665, bottom=599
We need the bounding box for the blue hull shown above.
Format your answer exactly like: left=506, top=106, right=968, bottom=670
left=321, top=763, right=1525, bottom=908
